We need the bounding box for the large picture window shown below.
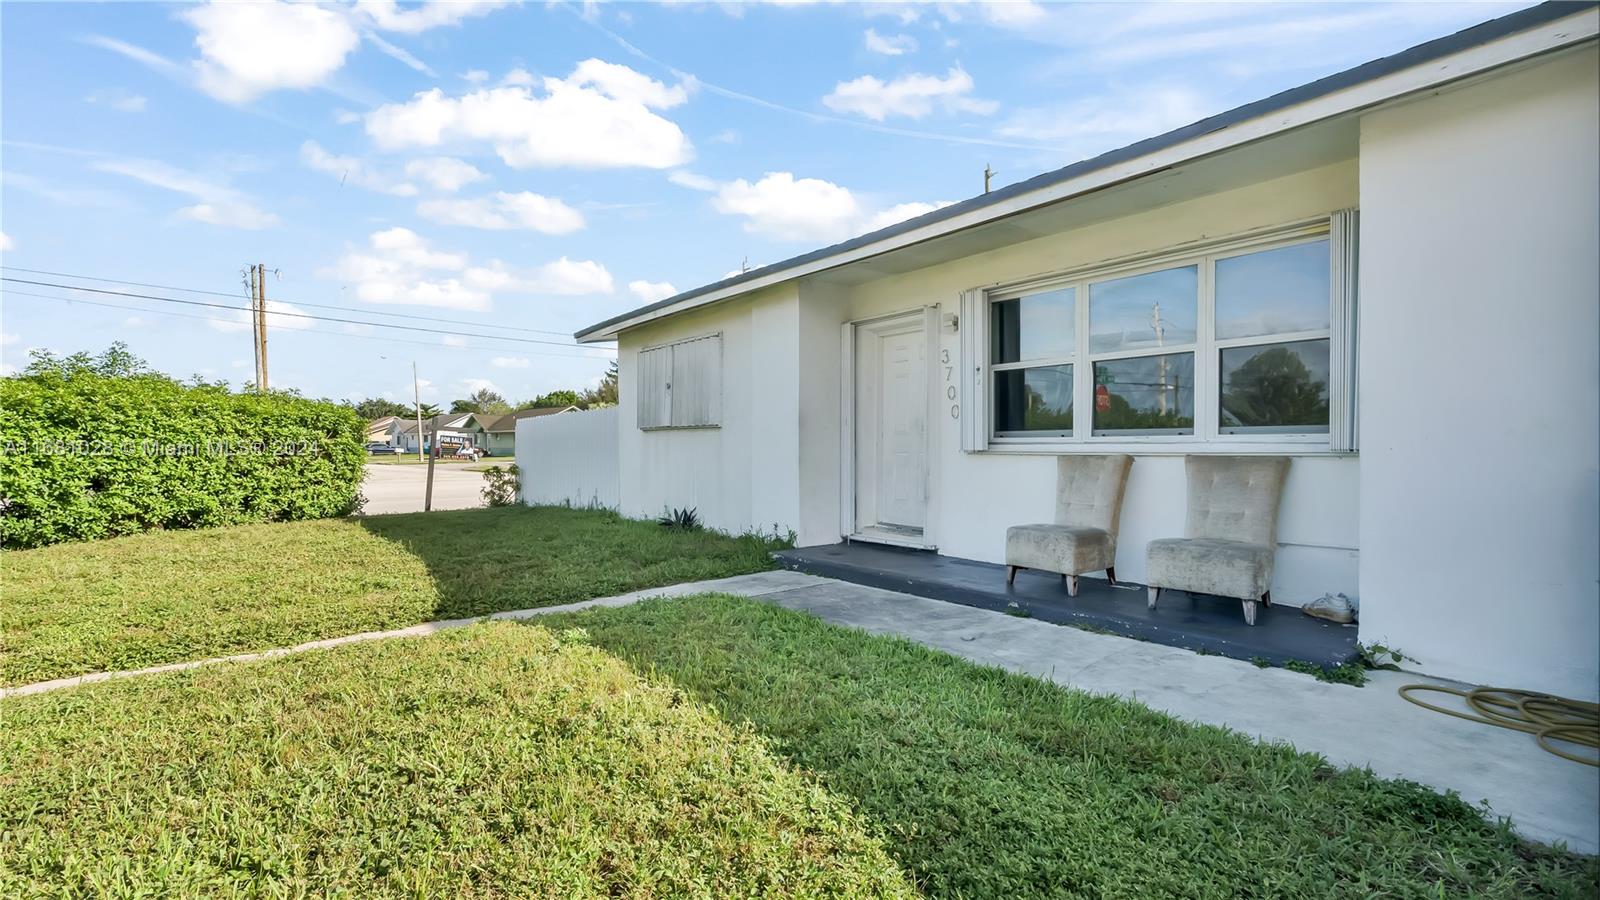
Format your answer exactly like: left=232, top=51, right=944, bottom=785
left=976, top=224, right=1345, bottom=449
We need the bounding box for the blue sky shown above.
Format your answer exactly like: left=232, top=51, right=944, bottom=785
left=0, top=0, right=1527, bottom=407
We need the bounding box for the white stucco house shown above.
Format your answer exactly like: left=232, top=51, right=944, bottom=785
left=573, top=4, right=1599, bottom=699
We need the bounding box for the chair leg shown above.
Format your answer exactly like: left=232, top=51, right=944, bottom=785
left=1006, top=565, right=1019, bottom=585
left=1261, top=590, right=1272, bottom=608
left=1147, top=586, right=1159, bottom=610
left=1242, top=599, right=1258, bottom=626
left=1066, top=575, right=1079, bottom=597
left=1105, top=566, right=1117, bottom=587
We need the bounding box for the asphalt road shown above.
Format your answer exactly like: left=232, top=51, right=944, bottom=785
left=360, top=462, right=486, bottom=515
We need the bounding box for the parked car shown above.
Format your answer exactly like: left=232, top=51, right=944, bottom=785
left=365, top=442, right=404, bottom=455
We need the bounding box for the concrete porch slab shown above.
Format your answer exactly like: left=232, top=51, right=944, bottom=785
left=775, top=542, right=1359, bottom=668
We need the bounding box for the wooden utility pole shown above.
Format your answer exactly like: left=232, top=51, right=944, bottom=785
left=247, top=265, right=262, bottom=391
left=423, top=421, right=437, bottom=512
left=412, top=361, right=425, bottom=464
left=984, top=163, right=996, bottom=194
left=254, top=262, right=269, bottom=392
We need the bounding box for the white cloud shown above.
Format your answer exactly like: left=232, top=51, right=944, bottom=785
left=84, top=89, right=147, bottom=112
left=300, top=140, right=418, bottom=196
left=500, top=67, right=537, bottom=87
left=996, top=86, right=1212, bottom=159
left=94, top=158, right=279, bottom=230
left=180, top=202, right=280, bottom=230
left=182, top=1, right=361, bottom=104
left=0, top=233, right=12, bottom=252
left=404, top=157, right=487, bottom=192
left=356, top=0, right=516, bottom=35
left=460, top=377, right=499, bottom=395
left=628, top=280, right=678, bottom=303
left=365, top=59, right=693, bottom=169
left=970, top=0, right=1045, bottom=26
left=701, top=170, right=950, bottom=243
left=823, top=66, right=996, bottom=121
left=462, top=69, right=490, bottom=84
left=862, top=200, right=953, bottom=233
left=668, top=170, right=718, bottom=192
left=123, top=316, right=149, bottom=328
left=712, top=172, right=861, bottom=242
left=417, top=191, right=585, bottom=234
left=208, top=299, right=314, bottom=333
left=864, top=28, right=917, bottom=55
left=565, top=58, right=691, bottom=108
left=490, top=356, right=531, bottom=368
left=3, top=171, right=125, bottom=208
left=441, top=335, right=468, bottom=348
left=321, top=228, right=612, bottom=312
left=363, top=31, right=436, bottom=77
left=464, top=258, right=614, bottom=296
left=80, top=35, right=183, bottom=76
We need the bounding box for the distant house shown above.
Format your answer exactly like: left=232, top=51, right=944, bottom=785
left=395, top=413, right=477, bottom=454
left=365, top=416, right=401, bottom=445
left=471, top=406, right=579, bottom=457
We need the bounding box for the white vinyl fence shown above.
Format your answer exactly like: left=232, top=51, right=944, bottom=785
left=515, top=408, right=619, bottom=509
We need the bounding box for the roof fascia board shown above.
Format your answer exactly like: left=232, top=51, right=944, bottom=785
left=577, top=8, right=1596, bottom=343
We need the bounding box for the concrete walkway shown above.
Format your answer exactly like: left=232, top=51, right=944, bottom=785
left=751, top=576, right=1599, bottom=855
left=8, top=569, right=1594, bottom=853
left=0, top=571, right=818, bottom=700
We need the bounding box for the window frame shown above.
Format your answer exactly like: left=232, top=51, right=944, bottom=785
left=977, top=220, right=1339, bottom=452
left=988, top=285, right=1078, bottom=438
left=636, top=331, right=724, bottom=431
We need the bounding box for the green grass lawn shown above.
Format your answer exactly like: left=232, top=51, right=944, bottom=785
left=537, top=596, right=1599, bottom=899
left=0, top=621, right=913, bottom=898
left=0, top=506, right=779, bottom=687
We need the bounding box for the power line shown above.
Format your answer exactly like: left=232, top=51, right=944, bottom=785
left=3, top=288, right=612, bottom=359
left=0, top=265, right=583, bottom=338
left=1, top=277, right=615, bottom=352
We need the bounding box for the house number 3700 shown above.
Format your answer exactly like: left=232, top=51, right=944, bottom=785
left=942, top=349, right=958, bottom=419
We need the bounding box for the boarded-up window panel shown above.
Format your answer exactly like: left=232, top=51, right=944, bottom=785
left=636, top=346, right=672, bottom=429
left=669, top=334, right=722, bottom=427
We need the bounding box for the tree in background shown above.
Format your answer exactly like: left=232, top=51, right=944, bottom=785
left=580, top=360, right=618, bottom=409
left=349, top=397, right=413, bottom=420
left=415, top=403, right=442, bottom=418
left=519, top=389, right=580, bottom=410
left=450, top=388, right=511, bottom=415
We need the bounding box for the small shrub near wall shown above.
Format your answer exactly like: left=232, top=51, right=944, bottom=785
left=0, top=368, right=366, bottom=549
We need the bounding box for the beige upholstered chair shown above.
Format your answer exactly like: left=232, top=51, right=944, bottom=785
left=1005, top=454, right=1133, bottom=596
left=1146, top=456, right=1290, bottom=625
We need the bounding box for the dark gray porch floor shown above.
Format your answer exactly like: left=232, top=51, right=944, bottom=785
left=773, top=541, right=1359, bottom=668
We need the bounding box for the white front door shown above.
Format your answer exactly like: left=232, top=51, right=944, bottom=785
left=854, top=313, right=927, bottom=536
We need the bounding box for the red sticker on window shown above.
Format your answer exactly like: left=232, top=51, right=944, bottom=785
left=1095, top=384, right=1110, bottom=412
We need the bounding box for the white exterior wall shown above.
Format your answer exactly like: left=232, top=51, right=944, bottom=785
left=617, top=283, right=805, bottom=536
left=1357, top=47, right=1599, bottom=699
left=836, top=161, right=1363, bottom=606
left=516, top=408, right=620, bottom=509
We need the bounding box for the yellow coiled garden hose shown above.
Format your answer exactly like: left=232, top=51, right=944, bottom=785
left=1398, top=685, right=1600, bottom=766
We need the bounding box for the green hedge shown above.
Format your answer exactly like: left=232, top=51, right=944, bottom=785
left=0, top=374, right=365, bottom=549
